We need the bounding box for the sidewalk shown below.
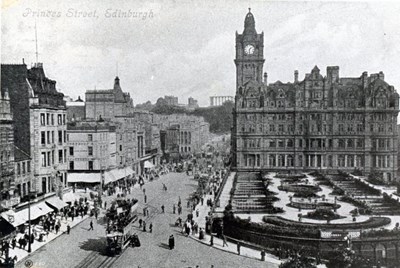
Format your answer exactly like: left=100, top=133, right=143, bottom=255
left=8, top=214, right=90, bottom=265
left=190, top=187, right=282, bottom=266
left=214, top=172, right=236, bottom=214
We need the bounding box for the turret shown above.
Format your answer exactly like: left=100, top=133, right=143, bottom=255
left=326, top=66, right=339, bottom=84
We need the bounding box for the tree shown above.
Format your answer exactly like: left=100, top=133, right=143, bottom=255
left=279, top=254, right=317, bottom=268
left=135, top=100, right=154, bottom=111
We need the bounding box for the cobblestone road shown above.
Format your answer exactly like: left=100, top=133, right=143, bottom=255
left=16, top=172, right=278, bottom=268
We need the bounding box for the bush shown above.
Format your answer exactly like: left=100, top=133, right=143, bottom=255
left=263, top=216, right=390, bottom=230
left=224, top=214, right=321, bottom=239
left=331, top=187, right=345, bottom=196
left=279, top=255, right=317, bottom=268
left=367, top=170, right=385, bottom=185
left=306, top=208, right=342, bottom=221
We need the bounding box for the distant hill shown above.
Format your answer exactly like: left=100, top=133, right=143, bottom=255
left=140, top=99, right=234, bottom=134
left=190, top=101, right=234, bottom=134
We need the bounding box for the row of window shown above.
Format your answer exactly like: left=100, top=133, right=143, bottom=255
left=40, top=113, right=66, bottom=126
left=241, top=112, right=395, bottom=123
left=41, top=130, right=67, bottom=145
left=241, top=123, right=394, bottom=134
left=241, top=98, right=392, bottom=109
left=241, top=138, right=370, bottom=149
left=241, top=154, right=391, bottom=168
left=41, top=149, right=67, bottom=167
left=16, top=161, right=31, bottom=176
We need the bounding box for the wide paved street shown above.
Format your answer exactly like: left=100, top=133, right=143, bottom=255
left=16, top=172, right=276, bottom=268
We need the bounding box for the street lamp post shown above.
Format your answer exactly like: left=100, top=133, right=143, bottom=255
left=27, top=189, right=36, bottom=253
left=28, top=190, right=31, bottom=253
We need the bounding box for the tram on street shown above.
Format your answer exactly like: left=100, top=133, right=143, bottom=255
left=105, top=198, right=139, bottom=256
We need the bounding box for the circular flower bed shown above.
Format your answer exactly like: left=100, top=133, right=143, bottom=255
left=305, top=208, right=344, bottom=221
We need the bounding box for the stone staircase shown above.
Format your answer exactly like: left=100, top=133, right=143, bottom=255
left=329, top=176, right=400, bottom=215
left=231, top=173, right=277, bottom=212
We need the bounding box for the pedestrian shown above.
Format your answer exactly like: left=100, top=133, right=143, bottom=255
left=55, top=224, right=60, bottom=234
left=95, top=210, right=98, bottom=220
left=11, top=238, right=16, bottom=249
left=144, top=195, right=147, bottom=203
left=261, top=250, right=266, bottom=261
left=139, top=218, right=143, bottom=228
left=67, top=224, right=71, bottom=234
left=199, top=228, right=204, bottom=240
left=173, top=204, right=176, bottom=214
left=168, top=234, right=175, bottom=250
left=161, top=205, right=165, bottom=213
left=149, top=223, right=153, bottom=233
left=104, top=201, right=107, bottom=209
left=222, top=234, right=228, bottom=247
left=187, top=200, right=190, bottom=208
left=18, top=238, right=23, bottom=249
left=89, top=220, right=94, bottom=231
left=237, top=242, right=241, bottom=255
left=210, top=233, right=214, bottom=246
left=196, top=209, right=199, bottom=218
left=143, top=207, right=147, bottom=217
left=143, top=221, right=147, bottom=232
left=143, top=188, right=146, bottom=194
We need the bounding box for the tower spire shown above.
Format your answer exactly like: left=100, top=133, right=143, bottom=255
left=243, top=8, right=256, bottom=35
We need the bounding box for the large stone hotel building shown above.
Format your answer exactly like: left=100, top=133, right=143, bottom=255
left=232, top=10, right=399, bottom=182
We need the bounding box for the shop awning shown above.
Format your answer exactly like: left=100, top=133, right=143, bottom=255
left=0, top=202, right=54, bottom=227
left=104, top=171, right=116, bottom=185
left=45, top=196, right=68, bottom=210
left=144, top=161, right=154, bottom=169
left=105, top=167, right=135, bottom=184
left=62, top=192, right=79, bottom=204
left=68, top=173, right=101, bottom=184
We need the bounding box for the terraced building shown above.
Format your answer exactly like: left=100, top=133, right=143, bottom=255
left=231, top=10, right=400, bottom=182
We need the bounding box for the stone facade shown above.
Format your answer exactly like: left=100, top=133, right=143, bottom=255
left=67, top=121, right=116, bottom=172
left=1, top=63, right=68, bottom=196
left=232, top=10, right=400, bottom=182
left=155, top=114, right=210, bottom=160
left=85, top=77, right=133, bottom=120
left=114, top=115, right=145, bottom=174
left=28, top=63, right=68, bottom=194
left=164, top=95, right=179, bottom=106
left=0, top=89, right=15, bottom=202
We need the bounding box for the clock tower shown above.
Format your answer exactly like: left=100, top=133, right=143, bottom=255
left=234, top=9, right=265, bottom=91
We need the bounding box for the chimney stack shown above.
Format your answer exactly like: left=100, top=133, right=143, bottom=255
left=294, top=70, right=299, bottom=83
left=378, top=71, right=384, bottom=81
left=263, top=72, right=268, bottom=84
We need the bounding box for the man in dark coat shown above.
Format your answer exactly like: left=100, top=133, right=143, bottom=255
left=168, top=234, right=175, bottom=250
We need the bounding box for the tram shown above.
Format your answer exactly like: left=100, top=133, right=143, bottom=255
left=105, top=198, right=139, bottom=256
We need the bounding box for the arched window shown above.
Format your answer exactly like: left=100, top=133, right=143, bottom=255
left=347, top=139, right=353, bottom=148
left=338, top=139, right=345, bottom=148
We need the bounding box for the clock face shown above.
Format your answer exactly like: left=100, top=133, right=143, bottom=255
left=244, top=45, right=255, bottom=55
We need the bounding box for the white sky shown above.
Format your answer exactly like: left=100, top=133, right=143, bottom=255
left=2, top=0, right=400, bottom=107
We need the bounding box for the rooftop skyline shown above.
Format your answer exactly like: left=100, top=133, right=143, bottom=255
left=2, top=0, right=400, bottom=106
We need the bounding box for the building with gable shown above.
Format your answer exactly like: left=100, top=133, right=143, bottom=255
left=232, top=10, right=399, bottom=182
